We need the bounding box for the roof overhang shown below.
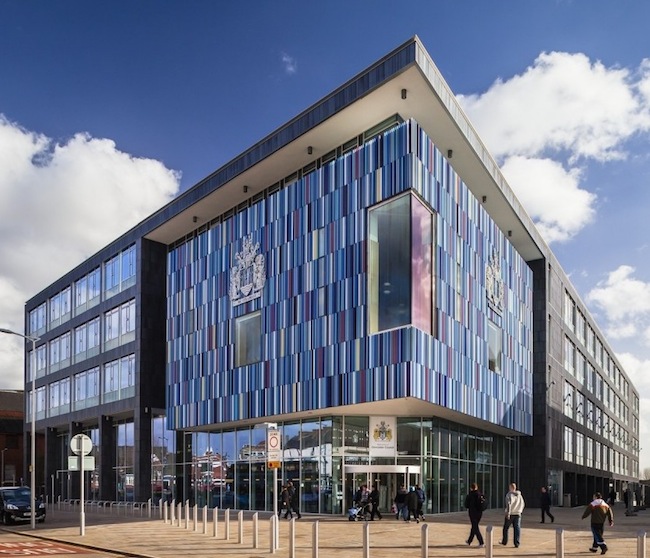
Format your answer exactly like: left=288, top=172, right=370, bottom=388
left=145, top=37, right=545, bottom=262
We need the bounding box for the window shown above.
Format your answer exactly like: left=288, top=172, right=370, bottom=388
left=564, top=426, right=573, bottom=462
left=105, top=255, right=120, bottom=294
left=575, top=432, right=584, bottom=465
left=564, top=382, right=574, bottom=419
left=35, top=345, right=47, bottom=379
left=104, top=300, right=136, bottom=350
left=29, top=303, right=47, bottom=336
left=235, top=311, right=261, bottom=366
left=74, top=318, right=100, bottom=363
left=121, top=245, right=136, bottom=286
left=488, top=320, right=502, bottom=373
left=103, top=355, right=135, bottom=403
left=368, top=193, right=434, bottom=334
left=104, top=246, right=136, bottom=298
left=564, top=337, right=575, bottom=376
left=74, top=267, right=101, bottom=314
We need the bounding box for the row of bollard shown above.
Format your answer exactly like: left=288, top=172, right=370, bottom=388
left=158, top=501, right=648, bottom=558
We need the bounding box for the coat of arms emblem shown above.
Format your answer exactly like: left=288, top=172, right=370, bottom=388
left=229, top=235, right=266, bottom=306
left=373, top=421, right=393, bottom=442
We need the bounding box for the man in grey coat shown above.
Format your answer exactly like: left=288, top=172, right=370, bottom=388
left=500, top=483, right=525, bottom=548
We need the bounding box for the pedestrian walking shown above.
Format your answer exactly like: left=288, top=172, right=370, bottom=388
left=582, top=491, right=613, bottom=554
left=287, top=481, right=301, bottom=519
left=369, top=485, right=382, bottom=520
left=415, top=484, right=426, bottom=520
left=464, top=483, right=485, bottom=548
left=281, top=484, right=292, bottom=519
left=405, top=486, right=419, bottom=522
left=394, top=485, right=407, bottom=520
left=540, top=486, right=554, bottom=523
left=500, top=482, right=525, bottom=548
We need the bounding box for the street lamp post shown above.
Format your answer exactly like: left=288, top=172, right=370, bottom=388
left=0, top=328, right=40, bottom=530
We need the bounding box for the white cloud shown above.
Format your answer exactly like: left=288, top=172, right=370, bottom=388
left=500, top=156, right=595, bottom=243
left=459, top=52, right=650, bottom=163
left=281, top=52, right=297, bottom=75
left=586, top=265, right=650, bottom=322
left=0, top=115, right=181, bottom=390
left=458, top=52, right=650, bottom=246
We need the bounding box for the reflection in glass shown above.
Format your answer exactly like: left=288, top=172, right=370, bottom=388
left=368, top=194, right=434, bottom=334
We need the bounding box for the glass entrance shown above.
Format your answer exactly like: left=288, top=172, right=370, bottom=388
left=344, top=465, right=421, bottom=515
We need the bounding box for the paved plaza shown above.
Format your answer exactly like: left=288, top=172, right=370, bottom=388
left=1, top=504, right=649, bottom=557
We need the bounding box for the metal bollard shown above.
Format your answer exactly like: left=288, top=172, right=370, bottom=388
left=312, top=520, right=319, bottom=558
left=225, top=508, right=231, bottom=540
left=193, top=504, right=198, bottom=531
left=177, top=502, right=182, bottom=527
left=363, top=521, right=370, bottom=558
left=252, top=512, right=259, bottom=549
left=163, top=501, right=168, bottom=523
left=421, top=523, right=429, bottom=558
left=486, top=525, right=493, bottom=558
left=638, top=530, right=647, bottom=558
left=556, top=528, right=564, bottom=558
left=238, top=510, right=244, bottom=544
left=270, top=515, right=277, bottom=554
left=289, top=517, right=296, bottom=558
left=202, top=505, right=207, bottom=534
left=213, top=507, right=219, bottom=538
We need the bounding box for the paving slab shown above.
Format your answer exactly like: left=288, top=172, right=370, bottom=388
left=1, top=504, right=648, bottom=557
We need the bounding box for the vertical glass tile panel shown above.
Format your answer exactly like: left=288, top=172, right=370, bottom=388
left=411, top=196, right=433, bottom=334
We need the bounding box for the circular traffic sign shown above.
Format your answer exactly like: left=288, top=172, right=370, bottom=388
left=268, top=430, right=280, bottom=449
left=70, top=433, right=93, bottom=456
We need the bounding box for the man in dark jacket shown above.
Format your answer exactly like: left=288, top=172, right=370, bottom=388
left=405, top=486, right=419, bottom=523
left=369, top=486, right=382, bottom=520
left=540, top=486, right=554, bottom=523
left=582, top=492, right=613, bottom=554
left=394, top=485, right=407, bottom=521
left=287, top=481, right=301, bottom=519
left=464, top=483, right=485, bottom=547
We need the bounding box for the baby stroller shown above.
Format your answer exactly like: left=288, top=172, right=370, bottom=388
left=348, top=502, right=372, bottom=521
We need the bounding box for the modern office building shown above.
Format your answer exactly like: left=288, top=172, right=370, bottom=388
left=22, top=36, right=639, bottom=514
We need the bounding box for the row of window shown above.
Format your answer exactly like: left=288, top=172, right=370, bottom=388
left=29, top=354, right=136, bottom=418
left=29, top=245, right=136, bottom=337
left=563, top=426, right=636, bottom=477
left=563, top=381, right=637, bottom=450
left=562, top=348, right=632, bottom=428
left=30, top=300, right=135, bottom=380
left=564, top=291, right=635, bottom=410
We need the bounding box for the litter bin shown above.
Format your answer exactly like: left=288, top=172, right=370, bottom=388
left=563, top=493, right=571, bottom=508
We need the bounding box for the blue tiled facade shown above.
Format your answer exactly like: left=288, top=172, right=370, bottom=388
left=167, top=120, right=533, bottom=434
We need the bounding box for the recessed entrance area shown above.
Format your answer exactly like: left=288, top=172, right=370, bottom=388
left=345, top=465, right=421, bottom=514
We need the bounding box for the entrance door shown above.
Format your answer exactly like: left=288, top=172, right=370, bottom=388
left=368, top=471, right=421, bottom=513
left=344, top=471, right=368, bottom=511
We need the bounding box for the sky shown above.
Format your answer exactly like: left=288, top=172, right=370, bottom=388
left=1, top=0, right=650, bottom=469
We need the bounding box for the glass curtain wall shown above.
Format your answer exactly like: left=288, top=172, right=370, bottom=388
left=177, top=416, right=517, bottom=515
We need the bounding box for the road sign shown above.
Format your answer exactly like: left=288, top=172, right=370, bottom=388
left=68, top=456, right=95, bottom=471
left=70, top=433, right=93, bottom=456
left=267, top=428, right=281, bottom=467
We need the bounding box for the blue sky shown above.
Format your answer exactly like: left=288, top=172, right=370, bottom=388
left=2, top=1, right=650, bottom=469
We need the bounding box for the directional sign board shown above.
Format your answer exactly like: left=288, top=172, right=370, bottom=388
left=267, top=428, right=281, bottom=468
left=68, top=456, right=95, bottom=471
left=70, top=433, right=93, bottom=456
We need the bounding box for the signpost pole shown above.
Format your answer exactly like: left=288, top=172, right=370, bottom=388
left=70, top=434, right=92, bottom=537
left=80, top=449, right=85, bottom=536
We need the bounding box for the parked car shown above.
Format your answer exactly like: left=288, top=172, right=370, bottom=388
left=0, top=487, right=46, bottom=524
